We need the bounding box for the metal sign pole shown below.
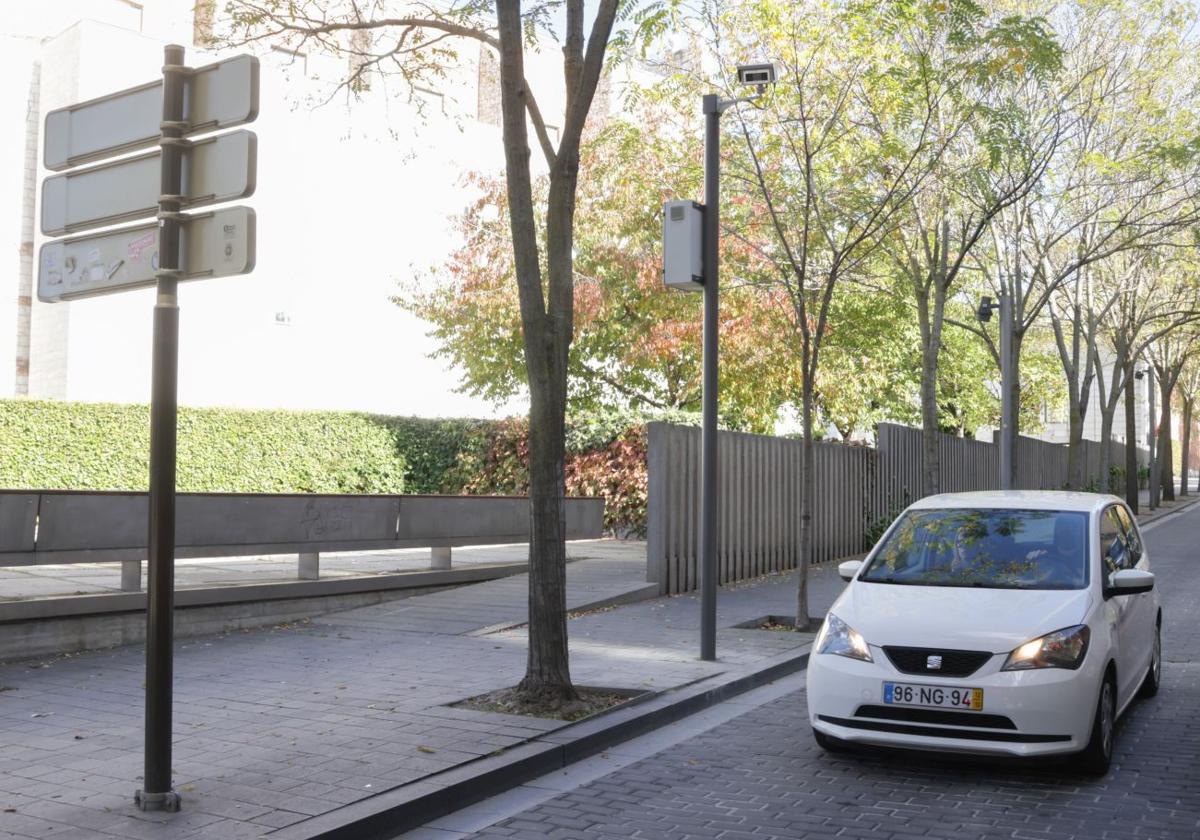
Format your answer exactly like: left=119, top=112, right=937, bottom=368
left=135, top=43, right=186, bottom=814
left=998, top=292, right=1014, bottom=491
left=699, top=94, right=720, bottom=662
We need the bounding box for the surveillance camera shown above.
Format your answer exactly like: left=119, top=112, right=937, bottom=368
left=737, top=63, right=777, bottom=87
left=976, top=296, right=994, bottom=323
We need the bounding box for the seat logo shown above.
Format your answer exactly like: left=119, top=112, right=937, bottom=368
left=926, top=655, right=943, bottom=670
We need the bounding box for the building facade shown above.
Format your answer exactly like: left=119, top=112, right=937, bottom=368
left=2, top=0, right=598, bottom=417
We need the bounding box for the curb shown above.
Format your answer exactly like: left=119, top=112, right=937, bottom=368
left=270, top=646, right=812, bottom=840
left=468, top=582, right=662, bottom=636
left=1137, top=493, right=1200, bottom=530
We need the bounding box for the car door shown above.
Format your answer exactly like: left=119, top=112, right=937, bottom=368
left=1099, top=505, right=1139, bottom=705
left=1115, top=504, right=1154, bottom=682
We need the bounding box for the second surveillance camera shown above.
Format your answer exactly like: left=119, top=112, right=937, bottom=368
left=736, top=63, right=777, bottom=87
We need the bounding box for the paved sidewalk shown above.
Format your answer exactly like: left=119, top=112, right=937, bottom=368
left=0, top=544, right=841, bottom=840
left=4, top=493, right=1192, bottom=839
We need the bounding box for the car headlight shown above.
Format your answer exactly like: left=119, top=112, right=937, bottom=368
left=816, top=613, right=872, bottom=663
left=1001, top=624, right=1090, bottom=671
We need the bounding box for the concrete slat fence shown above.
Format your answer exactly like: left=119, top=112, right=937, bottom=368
left=646, top=420, right=1149, bottom=595
left=0, top=491, right=605, bottom=592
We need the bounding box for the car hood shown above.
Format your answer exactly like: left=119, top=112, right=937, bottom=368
left=835, top=581, right=1093, bottom=653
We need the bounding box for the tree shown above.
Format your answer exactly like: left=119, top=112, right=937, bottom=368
left=968, top=0, right=1200, bottom=486
left=1147, top=277, right=1200, bottom=502
left=1177, top=356, right=1200, bottom=496
left=882, top=2, right=1062, bottom=494
left=224, top=0, right=627, bottom=704
left=694, top=0, right=980, bottom=626
left=400, top=111, right=792, bottom=432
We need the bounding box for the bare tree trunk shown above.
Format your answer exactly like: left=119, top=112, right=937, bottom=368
left=1066, top=400, right=1085, bottom=490
left=1099, top=406, right=1115, bottom=493
left=796, top=378, right=815, bottom=629
left=496, top=0, right=574, bottom=703
left=1125, top=360, right=1140, bottom=512
left=1159, top=378, right=1175, bottom=502
left=1004, top=332, right=1023, bottom=488
left=917, top=291, right=944, bottom=497
left=1180, top=400, right=1192, bottom=497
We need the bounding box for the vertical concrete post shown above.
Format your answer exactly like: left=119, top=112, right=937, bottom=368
left=121, top=559, right=142, bottom=592
left=645, top=422, right=667, bottom=593
left=430, top=547, right=452, bottom=570
left=298, top=551, right=320, bottom=580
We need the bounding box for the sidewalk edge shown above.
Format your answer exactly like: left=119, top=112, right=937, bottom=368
left=271, top=646, right=811, bottom=840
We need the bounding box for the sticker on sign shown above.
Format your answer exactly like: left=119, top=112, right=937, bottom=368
left=38, top=206, right=256, bottom=302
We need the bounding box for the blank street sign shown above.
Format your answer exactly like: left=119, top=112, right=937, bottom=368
left=38, top=206, right=256, bottom=302
left=41, top=130, right=257, bottom=236
left=43, top=54, right=259, bottom=171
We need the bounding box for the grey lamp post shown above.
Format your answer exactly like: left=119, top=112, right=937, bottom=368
left=977, top=294, right=1015, bottom=490
left=698, top=64, right=776, bottom=661
left=663, top=64, right=776, bottom=662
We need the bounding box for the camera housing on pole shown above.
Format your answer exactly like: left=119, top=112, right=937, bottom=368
left=662, top=200, right=705, bottom=291
left=736, top=63, right=777, bottom=89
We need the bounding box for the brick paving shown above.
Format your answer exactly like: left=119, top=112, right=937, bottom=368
left=441, top=501, right=1200, bottom=840
left=0, top=544, right=835, bottom=839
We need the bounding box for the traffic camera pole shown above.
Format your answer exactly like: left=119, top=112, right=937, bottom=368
left=136, top=43, right=185, bottom=813
left=700, top=94, right=720, bottom=662
left=998, top=293, right=1015, bottom=491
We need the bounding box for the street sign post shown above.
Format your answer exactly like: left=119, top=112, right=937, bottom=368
left=41, top=130, right=256, bottom=236
left=38, top=44, right=258, bottom=814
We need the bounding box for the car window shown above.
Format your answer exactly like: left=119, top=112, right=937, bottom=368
left=1100, top=506, right=1130, bottom=574
left=859, top=508, right=1089, bottom=590
left=1114, top=505, right=1143, bottom=566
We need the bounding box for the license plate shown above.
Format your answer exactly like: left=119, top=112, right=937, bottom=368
left=883, top=681, right=983, bottom=711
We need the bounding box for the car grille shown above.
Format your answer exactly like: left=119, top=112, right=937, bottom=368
left=883, top=646, right=993, bottom=677
left=855, top=705, right=1016, bottom=730
left=818, top=715, right=1070, bottom=743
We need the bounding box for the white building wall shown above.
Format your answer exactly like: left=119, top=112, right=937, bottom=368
left=7, top=0, right=587, bottom=417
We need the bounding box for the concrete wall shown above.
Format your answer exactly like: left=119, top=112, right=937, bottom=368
left=3, top=1, right=642, bottom=419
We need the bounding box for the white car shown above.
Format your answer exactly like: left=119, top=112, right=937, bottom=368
left=807, top=491, right=1160, bottom=773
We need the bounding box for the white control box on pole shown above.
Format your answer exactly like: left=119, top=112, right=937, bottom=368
left=662, top=200, right=705, bottom=291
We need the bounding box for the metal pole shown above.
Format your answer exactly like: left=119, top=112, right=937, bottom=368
left=699, top=94, right=720, bottom=662
left=998, top=292, right=1014, bottom=490
left=136, top=43, right=185, bottom=814
left=1125, top=362, right=1139, bottom=512
left=1148, top=366, right=1158, bottom=509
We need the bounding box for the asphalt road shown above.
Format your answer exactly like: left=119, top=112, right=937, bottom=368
left=419, top=501, right=1200, bottom=840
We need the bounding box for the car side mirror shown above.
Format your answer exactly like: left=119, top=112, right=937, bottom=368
left=1107, top=568, right=1154, bottom=597
left=838, top=560, right=863, bottom=582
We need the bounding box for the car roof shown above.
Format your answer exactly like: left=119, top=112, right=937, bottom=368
left=907, top=490, right=1122, bottom=514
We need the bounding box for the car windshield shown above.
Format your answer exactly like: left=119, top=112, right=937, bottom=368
left=859, top=508, right=1089, bottom=590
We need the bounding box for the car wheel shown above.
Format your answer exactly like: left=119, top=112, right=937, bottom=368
left=812, top=727, right=848, bottom=753
left=1139, top=622, right=1161, bottom=698
left=1077, top=675, right=1115, bottom=775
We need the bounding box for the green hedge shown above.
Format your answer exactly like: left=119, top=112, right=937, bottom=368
left=0, top=400, right=409, bottom=494
left=0, top=399, right=691, bottom=534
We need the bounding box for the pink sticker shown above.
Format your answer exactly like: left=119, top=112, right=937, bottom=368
left=127, top=232, right=155, bottom=262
